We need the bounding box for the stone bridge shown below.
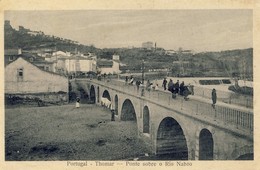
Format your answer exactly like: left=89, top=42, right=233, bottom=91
left=73, top=78, right=253, bottom=160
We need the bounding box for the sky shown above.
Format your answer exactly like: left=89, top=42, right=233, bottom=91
left=5, top=10, right=252, bottom=52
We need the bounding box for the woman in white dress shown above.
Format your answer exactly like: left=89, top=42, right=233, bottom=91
left=76, top=97, right=80, bottom=108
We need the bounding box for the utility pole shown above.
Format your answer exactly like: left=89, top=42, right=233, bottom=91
left=243, top=57, right=246, bottom=87
left=141, top=59, right=145, bottom=84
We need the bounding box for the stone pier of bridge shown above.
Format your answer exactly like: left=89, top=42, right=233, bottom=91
left=72, top=78, right=253, bottom=160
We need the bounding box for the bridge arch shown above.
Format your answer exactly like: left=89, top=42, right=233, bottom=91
left=121, top=99, right=137, bottom=121
left=77, top=86, right=89, bottom=103
left=114, top=95, right=118, bottom=115
left=156, top=117, right=188, bottom=160
left=233, top=145, right=253, bottom=160
left=143, top=106, right=150, bottom=133
left=102, top=90, right=111, bottom=101
left=236, top=153, right=253, bottom=160
left=199, top=128, right=214, bottom=160
left=89, top=85, right=96, bottom=104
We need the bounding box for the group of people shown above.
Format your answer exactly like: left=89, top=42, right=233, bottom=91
left=163, top=77, right=217, bottom=106
left=125, top=76, right=141, bottom=90
left=125, top=76, right=162, bottom=97
left=145, top=79, right=159, bottom=91
left=162, top=78, right=192, bottom=100
left=118, top=76, right=217, bottom=108
left=125, top=75, right=135, bottom=85
left=125, top=76, right=194, bottom=99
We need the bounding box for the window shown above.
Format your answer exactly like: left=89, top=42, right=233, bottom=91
left=9, top=56, right=13, bottom=61
left=17, top=68, right=23, bottom=81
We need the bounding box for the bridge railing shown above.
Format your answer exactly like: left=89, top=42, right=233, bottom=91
left=86, top=79, right=253, bottom=132
left=193, top=86, right=253, bottom=108
left=144, top=86, right=253, bottom=132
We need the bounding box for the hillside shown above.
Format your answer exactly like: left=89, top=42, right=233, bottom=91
left=4, top=22, right=253, bottom=79
left=97, top=48, right=179, bottom=69
left=4, top=23, right=101, bottom=54
left=97, top=47, right=253, bottom=79
left=191, top=48, right=253, bottom=78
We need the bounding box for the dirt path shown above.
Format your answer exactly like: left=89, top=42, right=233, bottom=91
left=5, top=104, right=150, bottom=161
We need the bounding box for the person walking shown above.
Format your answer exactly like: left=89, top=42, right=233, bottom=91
left=179, top=81, right=185, bottom=95
left=110, top=105, right=115, bottom=121
left=129, top=75, right=134, bottom=85
left=183, top=86, right=191, bottom=100
left=175, top=80, right=180, bottom=94
left=211, top=88, right=217, bottom=109
left=136, top=80, right=141, bottom=91
left=168, top=79, right=174, bottom=93
left=146, top=80, right=152, bottom=91
left=162, top=78, right=167, bottom=90
left=76, top=97, right=80, bottom=108
left=125, top=76, right=128, bottom=85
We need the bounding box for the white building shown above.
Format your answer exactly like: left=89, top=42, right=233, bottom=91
left=5, top=57, right=68, bottom=94
left=65, top=56, right=96, bottom=73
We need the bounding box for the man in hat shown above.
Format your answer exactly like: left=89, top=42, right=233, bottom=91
left=211, top=88, right=217, bottom=109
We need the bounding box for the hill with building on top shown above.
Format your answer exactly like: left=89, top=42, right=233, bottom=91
left=4, top=20, right=253, bottom=79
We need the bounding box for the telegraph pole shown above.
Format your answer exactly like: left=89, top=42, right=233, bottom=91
left=141, top=59, right=145, bottom=84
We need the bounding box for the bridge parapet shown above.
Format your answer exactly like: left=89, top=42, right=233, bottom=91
left=76, top=78, right=253, bottom=134
left=193, top=86, right=253, bottom=108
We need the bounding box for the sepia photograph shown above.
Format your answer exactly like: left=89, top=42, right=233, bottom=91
left=2, top=5, right=255, bottom=168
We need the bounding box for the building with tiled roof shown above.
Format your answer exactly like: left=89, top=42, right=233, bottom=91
left=5, top=57, right=68, bottom=103
left=4, top=48, right=22, bottom=66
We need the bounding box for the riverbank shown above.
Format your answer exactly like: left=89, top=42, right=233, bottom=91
left=5, top=104, right=150, bottom=161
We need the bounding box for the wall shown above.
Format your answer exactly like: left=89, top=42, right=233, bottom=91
left=65, top=59, right=77, bottom=72
left=57, top=59, right=66, bottom=70
left=91, top=61, right=97, bottom=72
left=112, top=61, right=121, bottom=74
left=79, top=60, right=92, bottom=72
left=6, top=93, right=68, bottom=104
